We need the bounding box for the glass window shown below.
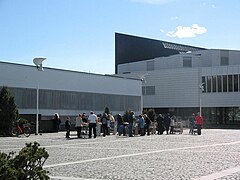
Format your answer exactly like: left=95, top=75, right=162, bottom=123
left=212, top=76, right=216, bottom=93
left=217, top=75, right=222, bottom=92
left=220, top=50, right=229, bottom=66
left=234, top=75, right=238, bottom=92
left=207, top=76, right=212, bottom=93
left=228, top=75, right=233, bottom=92
left=146, top=86, right=155, bottom=95
left=147, top=60, right=154, bottom=71
left=239, top=74, right=240, bottom=92
left=183, top=57, right=192, bottom=67
left=223, top=75, right=227, bottom=92
left=142, top=86, right=146, bottom=95
left=9, top=87, right=141, bottom=112
left=221, top=57, right=229, bottom=66
left=202, top=76, right=206, bottom=93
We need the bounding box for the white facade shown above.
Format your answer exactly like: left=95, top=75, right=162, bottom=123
left=117, top=49, right=240, bottom=121
left=0, top=61, right=142, bottom=118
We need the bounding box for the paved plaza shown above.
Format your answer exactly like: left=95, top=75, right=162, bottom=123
left=1, top=129, right=240, bottom=180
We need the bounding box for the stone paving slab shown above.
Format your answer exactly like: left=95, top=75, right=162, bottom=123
left=1, top=129, right=240, bottom=179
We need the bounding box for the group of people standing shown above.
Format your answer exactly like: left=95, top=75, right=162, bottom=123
left=62, top=111, right=203, bottom=139
left=64, top=111, right=115, bottom=139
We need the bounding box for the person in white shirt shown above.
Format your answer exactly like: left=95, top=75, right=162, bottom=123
left=88, top=111, right=98, bottom=138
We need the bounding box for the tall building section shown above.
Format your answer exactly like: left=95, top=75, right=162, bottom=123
left=116, top=33, right=240, bottom=125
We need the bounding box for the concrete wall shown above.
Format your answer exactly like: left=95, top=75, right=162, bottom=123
left=0, top=61, right=142, bottom=116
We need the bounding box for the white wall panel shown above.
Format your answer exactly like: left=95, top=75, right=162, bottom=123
left=0, top=62, right=142, bottom=96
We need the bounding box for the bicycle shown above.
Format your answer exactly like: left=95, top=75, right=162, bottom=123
left=11, top=121, right=31, bottom=137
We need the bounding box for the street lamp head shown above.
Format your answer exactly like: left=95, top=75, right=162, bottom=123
left=33, top=58, right=46, bottom=71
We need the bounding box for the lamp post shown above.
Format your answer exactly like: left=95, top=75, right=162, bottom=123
left=140, top=73, right=148, bottom=113
left=33, top=58, right=46, bottom=135
left=199, top=83, right=205, bottom=116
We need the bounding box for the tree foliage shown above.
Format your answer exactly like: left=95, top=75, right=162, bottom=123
left=104, top=107, right=110, bottom=114
left=0, top=141, right=49, bottom=180
left=0, top=87, right=19, bottom=136
left=143, top=109, right=156, bottom=122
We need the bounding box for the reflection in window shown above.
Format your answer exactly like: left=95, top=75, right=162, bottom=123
left=234, top=75, right=239, bottom=92
left=223, top=75, right=227, bottom=92
left=146, top=86, right=155, bottom=95
left=220, top=57, right=229, bottom=66
left=212, top=76, right=216, bottom=92
left=142, top=86, right=155, bottom=95
left=217, top=75, right=222, bottom=92
left=202, top=76, right=206, bottom=93
left=239, top=75, right=240, bottom=92
left=207, top=76, right=211, bottom=92
left=228, top=75, right=233, bottom=92
left=142, top=86, right=146, bottom=95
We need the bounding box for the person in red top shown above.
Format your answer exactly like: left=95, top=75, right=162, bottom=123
left=196, top=112, right=203, bottom=135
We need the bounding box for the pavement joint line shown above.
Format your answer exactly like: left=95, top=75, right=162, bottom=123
left=192, top=166, right=240, bottom=180
left=49, top=175, right=106, bottom=180
left=0, top=139, right=131, bottom=151
left=44, top=140, right=240, bottom=168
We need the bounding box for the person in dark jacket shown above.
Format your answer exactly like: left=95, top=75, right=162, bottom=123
left=144, top=114, right=151, bottom=135
left=101, top=113, right=108, bottom=137
left=116, top=114, right=125, bottom=136
left=65, top=117, right=71, bottom=138
left=156, top=114, right=165, bottom=135
left=164, top=113, right=171, bottom=135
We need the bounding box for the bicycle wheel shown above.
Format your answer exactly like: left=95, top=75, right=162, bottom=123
left=11, top=127, right=20, bottom=137
left=24, top=127, right=31, bottom=137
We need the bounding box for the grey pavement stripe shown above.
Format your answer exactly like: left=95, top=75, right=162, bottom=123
left=49, top=175, right=106, bottom=180
left=44, top=140, right=240, bottom=168
left=192, top=166, right=240, bottom=180
left=0, top=139, right=131, bottom=151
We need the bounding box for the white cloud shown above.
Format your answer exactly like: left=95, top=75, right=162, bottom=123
left=131, top=0, right=169, bottom=5
left=166, top=24, right=207, bottom=38
left=160, top=29, right=165, bottom=33
left=170, top=16, right=179, bottom=20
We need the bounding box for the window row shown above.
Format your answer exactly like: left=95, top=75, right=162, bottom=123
left=202, top=74, right=240, bottom=93
left=9, top=87, right=141, bottom=112
left=142, top=86, right=155, bottom=95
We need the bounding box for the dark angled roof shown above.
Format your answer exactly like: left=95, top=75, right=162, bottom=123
left=115, top=33, right=206, bottom=73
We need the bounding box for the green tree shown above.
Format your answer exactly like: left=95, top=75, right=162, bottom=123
left=0, top=87, right=19, bottom=136
left=143, top=109, right=156, bottom=122
left=104, top=107, right=110, bottom=114
left=0, top=141, right=49, bottom=180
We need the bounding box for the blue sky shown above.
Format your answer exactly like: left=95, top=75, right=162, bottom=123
left=0, top=0, right=239, bottom=74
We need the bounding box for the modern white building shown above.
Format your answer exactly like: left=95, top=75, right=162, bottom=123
left=0, top=61, right=142, bottom=132
left=117, top=49, right=240, bottom=125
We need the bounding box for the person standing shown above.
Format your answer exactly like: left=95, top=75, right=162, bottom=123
left=170, top=115, right=176, bottom=134
left=88, top=111, right=98, bottom=138
left=53, top=113, right=61, bottom=132
left=156, top=114, right=165, bottom=135
left=139, top=114, right=145, bottom=136
left=75, top=114, right=83, bottom=138
left=189, top=113, right=195, bottom=134
left=116, top=114, right=125, bottom=136
left=65, top=117, right=71, bottom=138
left=196, top=112, right=203, bottom=135
left=164, top=113, right=171, bottom=135
left=101, top=113, right=108, bottom=137
left=144, top=114, right=151, bottom=136
left=128, top=111, right=135, bottom=137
